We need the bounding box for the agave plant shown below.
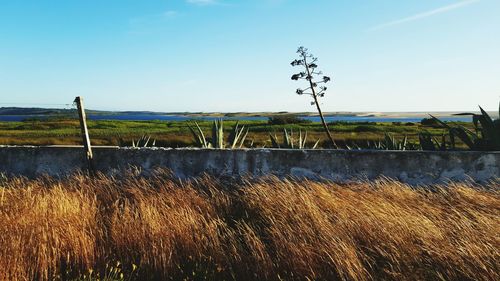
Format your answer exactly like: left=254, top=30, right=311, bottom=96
left=430, top=104, right=500, bottom=151
left=418, top=132, right=447, bottom=151
left=345, top=135, right=418, bottom=151
left=227, top=121, right=250, bottom=149
left=269, top=129, right=320, bottom=149
left=188, top=119, right=249, bottom=149
left=381, top=133, right=407, bottom=150
left=188, top=122, right=209, bottom=148
left=344, top=142, right=363, bottom=150
left=132, top=135, right=156, bottom=148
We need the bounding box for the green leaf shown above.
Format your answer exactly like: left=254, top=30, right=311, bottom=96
left=269, top=133, right=280, bottom=148
left=450, top=127, right=475, bottom=149
left=312, top=139, right=320, bottom=149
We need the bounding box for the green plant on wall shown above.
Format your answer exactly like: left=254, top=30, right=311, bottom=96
left=418, top=132, right=447, bottom=151
left=380, top=133, right=408, bottom=150
left=349, top=133, right=417, bottom=151
left=269, top=129, right=320, bottom=149
left=430, top=103, right=500, bottom=151
left=132, top=135, right=156, bottom=148
left=188, top=119, right=249, bottom=149
left=119, top=135, right=156, bottom=148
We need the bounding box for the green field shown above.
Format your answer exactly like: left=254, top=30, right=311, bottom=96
left=0, top=118, right=463, bottom=148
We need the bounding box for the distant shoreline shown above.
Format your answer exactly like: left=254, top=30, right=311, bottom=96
left=0, top=107, right=495, bottom=119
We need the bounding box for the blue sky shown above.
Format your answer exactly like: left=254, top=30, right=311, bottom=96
left=0, top=0, right=498, bottom=112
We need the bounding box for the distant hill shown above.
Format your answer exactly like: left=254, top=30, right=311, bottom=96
left=0, top=107, right=72, bottom=115
left=0, top=107, right=355, bottom=117
left=0, top=107, right=496, bottom=119
left=0, top=107, right=111, bottom=116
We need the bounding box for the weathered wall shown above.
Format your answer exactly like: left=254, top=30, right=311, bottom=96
left=0, top=146, right=499, bottom=184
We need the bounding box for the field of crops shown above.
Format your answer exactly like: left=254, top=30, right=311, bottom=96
left=0, top=171, right=498, bottom=280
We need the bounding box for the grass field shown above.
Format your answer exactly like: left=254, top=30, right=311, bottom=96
left=0, top=171, right=498, bottom=280
left=0, top=119, right=454, bottom=148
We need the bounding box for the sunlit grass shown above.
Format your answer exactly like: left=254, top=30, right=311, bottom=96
left=0, top=171, right=498, bottom=280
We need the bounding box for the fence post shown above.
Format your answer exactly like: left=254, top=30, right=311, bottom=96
left=74, top=96, right=94, bottom=173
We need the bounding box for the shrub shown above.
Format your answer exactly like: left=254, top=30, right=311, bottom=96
left=268, top=115, right=311, bottom=125
left=421, top=117, right=440, bottom=127
left=353, top=125, right=383, bottom=132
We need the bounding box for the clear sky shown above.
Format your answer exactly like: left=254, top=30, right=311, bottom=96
left=0, top=0, right=498, bottom=112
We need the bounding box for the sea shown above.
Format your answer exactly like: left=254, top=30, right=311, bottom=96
left=0, top=114, right=472, bottom=123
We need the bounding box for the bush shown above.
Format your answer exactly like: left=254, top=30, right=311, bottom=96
left=268, top=115, right=311, bottom=125
left=421, top=118, right=440, bottom=127
left=353, top=125, right=383, bottom=132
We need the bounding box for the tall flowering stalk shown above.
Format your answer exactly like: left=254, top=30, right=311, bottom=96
left=291, top=46, right=337, bottom=148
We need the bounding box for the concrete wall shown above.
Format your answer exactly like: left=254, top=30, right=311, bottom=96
left=0, top=146, right=499, bottom=184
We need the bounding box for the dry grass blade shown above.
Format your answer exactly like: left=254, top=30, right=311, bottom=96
left=0, top=172, right=498, bottom=280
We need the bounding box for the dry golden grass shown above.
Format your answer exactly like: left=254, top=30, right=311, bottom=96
left=0, top=171, right=498, bottom=281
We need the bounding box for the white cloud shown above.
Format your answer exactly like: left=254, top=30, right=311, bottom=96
left=368, top=0, right=480, bottom=31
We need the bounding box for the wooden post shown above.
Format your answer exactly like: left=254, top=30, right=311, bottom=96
left=74, top=96, right=94, bottom=173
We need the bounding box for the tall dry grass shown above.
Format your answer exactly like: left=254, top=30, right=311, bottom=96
left=0, top=171, right=498, bottom=281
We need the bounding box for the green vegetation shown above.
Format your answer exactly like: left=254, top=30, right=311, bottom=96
left=0, top=118, right=468, bottom=148
left=350, top=133, right=415, bottom=151
left=267, top=114, right=312, bottom=125
left=129, top=135, right=156, bottom=148
left=431, top=104, right=500, bottom=151
left=418, top=132, right=447, bottom=151
left=188, top=119, right=249, bottom=149
left=268, top=129, right=320, bottom=149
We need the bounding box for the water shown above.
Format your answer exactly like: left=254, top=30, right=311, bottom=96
left=0, top=114, right=472, bottom=123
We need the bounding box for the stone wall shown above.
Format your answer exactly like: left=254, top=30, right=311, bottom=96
left=0, top=146, right=498, bottom=184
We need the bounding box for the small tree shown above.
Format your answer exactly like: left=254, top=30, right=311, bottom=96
left=291, top=46, right=337, bottom=148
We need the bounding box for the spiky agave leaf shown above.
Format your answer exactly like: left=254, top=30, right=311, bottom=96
left=312, top=139, right=320, bottom=149
left=419, top=132, right=436, bottom=151
left=270, top=129, right=319, bottom=149
left=141, top=135, right=151, bottom=147
left=439, top=134, right=446, bottom=151
left=217, top=119, right=224, bottom=148
left=210, top=119, right=224, bottom=149
left=237, top=127, right=249, bottom=149
left=449, top=130, right=456, bottom=149
left=300, top=130, right=309, bottom=149
left=283, top=128, right=293, bottom=149
left=269, top=133, right=280, bottom=148
left=228, top=122, right=249, bottom=149
left=188, top=122, right=208, bottom=148
left=449, top=105, right=500, bottom=150
left=430, top=115, right=451, bottom=129
left=478, top=106, right=500, bottom=149
left=449, top=127, right=475, bottom=149
left=401, top=135, right=408, bottom=151
left=228, top=121, right=240, bottom=148
left=298, top=130, right=303, bottom=149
